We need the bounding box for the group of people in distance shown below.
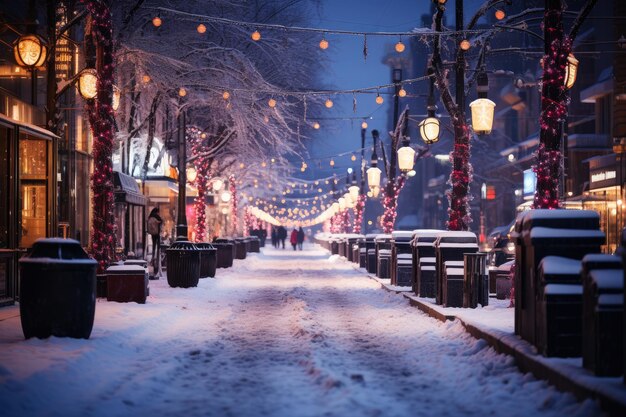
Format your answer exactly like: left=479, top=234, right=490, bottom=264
left=271, top=226, right=305, bottom=250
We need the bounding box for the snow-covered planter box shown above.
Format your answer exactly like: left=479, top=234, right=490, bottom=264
left=434, top=231, right=478, bottom=307
left=106, top=264, right=149, bottom=304
left=391, top=231, right=414, bottom=287
left=411, top=229, right=442, bottom=298
left=581, top=254, right=624, bottom=376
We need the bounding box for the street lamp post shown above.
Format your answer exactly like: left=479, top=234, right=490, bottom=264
left=13, top=34, right=48, bottom=105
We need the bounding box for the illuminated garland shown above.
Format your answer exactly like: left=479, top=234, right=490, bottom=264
left=84, top=0, right=116, bottom=273
left=380, top=178, right=405, bottom=233
left=341, top=210, right=351, bottom=234
left=352, top=194, right=366, bottom=233
left=229, top=175, right=238, bottom=235
left=446, top=124, right=473, bottom=231
left=534, top=8, right=571, bottom=209
left=188, top=127, right=208, bottom=241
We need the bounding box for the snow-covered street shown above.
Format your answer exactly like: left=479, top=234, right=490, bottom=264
left=0, top=245, right=603, bottom=417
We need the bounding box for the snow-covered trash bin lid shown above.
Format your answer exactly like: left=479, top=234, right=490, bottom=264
left=521, top=209, right=600, bottom=232
left=588, top=269, right=624, bottom=292
left=106, top=264, right=147, bottom=274
left=434, top=231, right=477, bottom=247
left=581, top=254, right=622, bottom=274
left=527, top=227, right=605, bottom=246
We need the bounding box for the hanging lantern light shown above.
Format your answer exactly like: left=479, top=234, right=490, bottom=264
left=361, top=121, right=368, bottom=129
left=325, top=98, right=334, bottom=108
left=330, top=158, right=335, bottom=167
left=319, top=37, right=329, bottom=50
left=367, top=166, right=382, bottom=190
left=397, top=143, right=416, bottom=173
left=152, top=16, right=162, bottom=27
left=77, top=68, right=98, bottom=100
left=112, top=85, right=121, bottom=111
left=460, top=39, right=471, bottom=51
left=419, top=117, right=440, bottom=144
left=186, top=166, right=197, bottom=183
left=398, top=88, right=407, bottom=98
left=349, top=185, right=359, bottom=201
left=395, top=40, right=405, bottom=53
left=212, top=178, right=224, bottom=191
left=313, top=122, right=320, bottom=129
left=268, top=98, right=277, bottom=108
left=251, top=30, right=261, bottom=41
left=13, top=34, right=48, bottom=68
left=351, top=154, right=357, bottom=161
left=197, top=24, right=207, bottom=34
left=470, top=98, right=496, bottom=134
left=142, top=74, right=151, bottom=84
left=375, top=94, right=384, bottom=105
left=222, top=91, right=230, bottom=100
left=470, top=70, right=495, bottom=135
left=564, top=53, right=579, bottom=90
left=338, top=197, right=346, bottom=211
left=178, top=87, right=187, bottom=97
left=495, top=9, right=505, bottom=20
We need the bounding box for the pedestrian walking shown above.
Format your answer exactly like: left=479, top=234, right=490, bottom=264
left=277, top=226, right=287, bottom=249
left=271, top=228, right=278, bottom=248
left=290, top=229, right=298, bottom=251
left=147, top=207, right=163, bottom=278
left=297, top=227, right=305, bottom=250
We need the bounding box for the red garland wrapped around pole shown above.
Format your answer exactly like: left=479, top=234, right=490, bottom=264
left=534, top=0, right=569, bottom=209
left=381, top=178, right=405, bottom=233
left=188, top=127, right=208, bottom=241
left=84, top=0, right=115, bottom=272
left=229, top=175, right=238, bottom=235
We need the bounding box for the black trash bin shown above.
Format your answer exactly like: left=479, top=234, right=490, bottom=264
left=166, top=241, right=201, bottom=288
left=365, top=234, right=377, bottom=274
left=213, top=240, right=235, bottom=268
left=234, top=238, right=247, bottom=260
left=435, top=231, right=478, bottom=307
left=411, top=230, right=441, bottom=297
left=19, top=238, right=98, bottom=339
left=391, top=231, right=413, bottom=287
left=375, top=234, right=392, bottom=279
left=249, top=236, right=261, bottom=253
left=197, top=243, right=217, bottom=278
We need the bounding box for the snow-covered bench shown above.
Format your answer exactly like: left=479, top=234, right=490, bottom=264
left=410, top=229, right=442, bottom=298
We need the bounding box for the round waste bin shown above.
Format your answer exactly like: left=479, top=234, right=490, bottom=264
left=19, top=238, right=98, bottom=339
left=197, top=243, right=217, bottom=278
left=166, top=241, right=201, bottom=288
left=249, top=236, right=260, bottom=253
left=234, top=238, right=247, bottom=260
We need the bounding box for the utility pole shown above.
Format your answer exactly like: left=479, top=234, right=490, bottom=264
left=176, top=110, right=188, bottom=241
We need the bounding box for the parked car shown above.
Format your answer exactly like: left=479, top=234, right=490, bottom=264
left=486, top=220, right=515, bottom=267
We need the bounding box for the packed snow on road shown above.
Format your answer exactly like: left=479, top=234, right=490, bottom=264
left=0, top=245, right=602, bottom=417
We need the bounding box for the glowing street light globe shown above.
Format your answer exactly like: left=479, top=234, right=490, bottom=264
left=349, top=185, right=360, bottom=201
left=361, top=121, right=368, bottom=129
left=397, top=145, right=416, bottom=172
left=338, top=197, right=346, bottom=211
left=186, top=166, right=197, bottom=183
left=212, top=178, right=224, bottom=191
left=319, top=38, right=329, bottom=50
left=469, top=98, right=496, bottom=135
left=221, top=191, right=232, bottom=203
left=152, top=16, right=162, bottom=27
left=77, top=68, right=98, bottom=100
left=395, top=41, right=405, bottom=53
left=13, top=34, right=48, bottom=68
left=419, top=117, right=440, bottom=144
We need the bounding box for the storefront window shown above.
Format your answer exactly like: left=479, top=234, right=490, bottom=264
left=19, top=136, right=48, bottom=247
left=0, top=126, right=9, bottom=248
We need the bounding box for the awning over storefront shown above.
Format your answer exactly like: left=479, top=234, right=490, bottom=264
left=113, top=171, right=148, bottom=206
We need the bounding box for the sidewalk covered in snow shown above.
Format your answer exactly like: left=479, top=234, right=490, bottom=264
left=0, top=245, right=601, bottom=417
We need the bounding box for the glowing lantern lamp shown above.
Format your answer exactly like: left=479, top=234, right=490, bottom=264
left=397, top=145, right=416, bottom=173
left=367, top=166, right=382, bottom=190
left=361, top=121, right=368, bottom=129
left=349, top=185, right=359, bottom=201
left=186, top=166, right=197, bottom=183
left=251, top=30, right=261, bottom=41
left=152, top=16, right=162, bottom=27
left=13, top=34, right=48, bottom=68
left=469, top=98, right=496, bottom=135
left=77, top=68, right=98, bottom=100
left=221, top=191, right=232, bottom=203
left=112, top=85, right=121, bottom=111
left=419, top=117, right=440, bottom=144
left=395, top=41, right=405, bottom=53
left=338, top=197, right=346, bottom=211
left=564, top=53, right=579, bottom=90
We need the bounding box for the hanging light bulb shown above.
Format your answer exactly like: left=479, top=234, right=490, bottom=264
left=222, top=91, right=230, bottom=100
left=142, top=74, right=151, bottom=84
left=419, top=117, right=440, bottom=144
left=178, top=87, right=187, bottom=97
left=152, top=16, right=162, bottom=27
left=268, top=98, right=277, bottom=108
left=251, top=30, right=261, bottom=41
left=351, top=154, right=356, bottom=161
left=313, top=122, right=320, bottom=129
left=460, top=39, right=471, bottom=51
left=398, top=88, right=407, bottom=97
left=495, top=9, right=505, bottom=20
left=361, top=121, right=368, bottom=129
left=349, top=185, right=359, bottom=201
left=397, top=144, right=416, bottom=172
left=319, top=37, right=329, bottom=50
left=330, top=159, right=335, bottom=167
left=470, top=98, right=496, bottom=134
left=212, top=178, right=224, bottom=191
left=375, top=94, right=384, bottom=105
left=325, top=98, right=334, bottom=108
left=395, top=40, right=406, bottom=53
left=197, top=24, right=207, bottom=34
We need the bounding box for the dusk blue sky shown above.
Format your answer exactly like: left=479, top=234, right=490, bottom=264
left=304, top=0, right=483, bottom=177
